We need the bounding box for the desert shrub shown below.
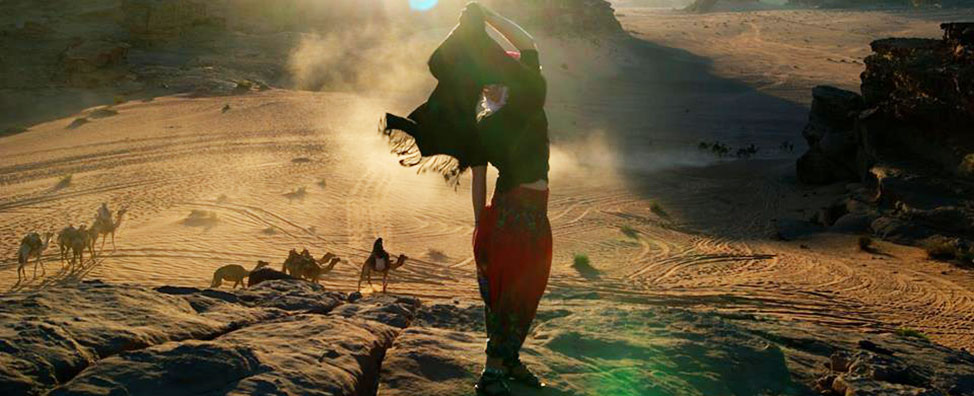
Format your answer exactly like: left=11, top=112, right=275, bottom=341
left=895, top=327, right=929, bottom=341
left=572, top=253, right=599, bottom=279
left=620, top=225, right=639, bottom=239
left=55, top=174, right=73, bottom=189
left=651, top=202, right=668, bottom=218
left=2, top=125, right=26, bottom=135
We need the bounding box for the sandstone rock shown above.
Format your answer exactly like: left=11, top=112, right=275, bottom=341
left=796, top=24, right=974, bottom=247
left=58, top=40, right=132, bottom=88
left=378, top=327, right=484, bottom=396
left=798, top=148, right=855, bottom=185
left=810, top=85, right=864, bottom=126
left=797, top=86, right=863, bottom=185
left=831, top=212, right=878, bottom=234
left=51, top=315, right=400, bottom=396
left=120, top=0, right=225, bottom=40
left=0, top=281, right=227, bottom=395
left=832, top=375, right=942, bottom=396
left=870, top=216, right=933, bottom=245
left=332, top=294, right=421, bottom=329
left=5, top=282, right=974, bottom=395
left=62, top=40, right=130, bottom=73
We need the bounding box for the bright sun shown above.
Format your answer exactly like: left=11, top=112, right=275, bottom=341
left=409, top=0, right=438, bottom=11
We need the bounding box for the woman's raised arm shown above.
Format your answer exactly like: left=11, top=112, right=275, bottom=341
left=482, top=6, right=536, bottom=52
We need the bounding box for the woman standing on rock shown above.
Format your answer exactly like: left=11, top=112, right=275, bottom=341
left=381, top=2, right=551, bottom=395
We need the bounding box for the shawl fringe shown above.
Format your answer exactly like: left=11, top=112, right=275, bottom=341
left=379, top=116, right=463, bottom=188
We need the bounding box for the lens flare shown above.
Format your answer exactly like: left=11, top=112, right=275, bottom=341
left=409, top=0, right=438, bottom=11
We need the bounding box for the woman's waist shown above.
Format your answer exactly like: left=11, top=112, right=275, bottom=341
left=490, top=184, right=549, bottom=212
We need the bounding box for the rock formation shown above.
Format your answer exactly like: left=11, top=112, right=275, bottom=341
left=797, top=23, right=974, bottom=262
left=489, top=0, right=624, bottom=36
left=2, top=280, right=972, bottom=395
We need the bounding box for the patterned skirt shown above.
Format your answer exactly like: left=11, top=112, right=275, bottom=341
left=473, top=186, right=553, bottom=362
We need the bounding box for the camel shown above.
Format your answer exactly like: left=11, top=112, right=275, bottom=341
left=93, top=207, right=126, bottom=251
left=282, top=249, right=312, bottom=277
left=17, top=231, right=54, bottom=281
left=56, top=225, right=76, bottom=267
left=211, top=260, right=270, bottom=289
left=283, top=249, right=341, bottom=284
left=67, top=224, right=91, bottom=266
left=301, top=256, right=341, bottom=284
left=84, top=226, right=99, bottom=259
left=358, top=238, right=407, bottom=293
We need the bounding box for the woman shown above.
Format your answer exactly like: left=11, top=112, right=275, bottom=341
left=381, top=3, right=550, bottom=395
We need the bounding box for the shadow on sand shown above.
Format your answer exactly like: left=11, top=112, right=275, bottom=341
left=565, top=35, right=810, bottom=241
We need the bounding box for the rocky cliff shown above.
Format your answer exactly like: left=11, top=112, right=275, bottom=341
left=797, top=23, right=974, bottom=264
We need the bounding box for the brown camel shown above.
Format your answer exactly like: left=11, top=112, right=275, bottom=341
left=56, top=225, right=75, bottom=268
left=67, top=224, right=91, bottom=267
left=301, top=256, right=341, bottom=284
left=283, top=249, right=341, bottom=284
left=17, top=231, right=54, bottom=281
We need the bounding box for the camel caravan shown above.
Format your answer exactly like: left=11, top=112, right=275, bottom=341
left=15, top=202, right=126, bottom=282
left=15, top=205, right=408, bottom=294
left=212, top=237, right=408, bottom=294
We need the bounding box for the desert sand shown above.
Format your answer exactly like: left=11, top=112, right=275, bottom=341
left=2, top=2, right=974, bottom=395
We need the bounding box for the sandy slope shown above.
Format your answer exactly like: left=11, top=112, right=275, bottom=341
left=617, top=6, right=974, bottom=104
left=1, top=5, right=973, bottom=357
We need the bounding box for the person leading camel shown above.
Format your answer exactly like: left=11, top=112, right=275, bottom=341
left=380, top=3, right=551, bottom=394
left=93, top=207, right=126, bottom=251
left=358, top=238, right=407, bottom=293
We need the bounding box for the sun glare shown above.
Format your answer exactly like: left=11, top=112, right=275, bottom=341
left=409, top=0, right=438, bottom=11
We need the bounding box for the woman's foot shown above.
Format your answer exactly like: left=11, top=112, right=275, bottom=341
left=475, top=367, right=511, bottom=396
left=505, top=359, right=546, bottom=389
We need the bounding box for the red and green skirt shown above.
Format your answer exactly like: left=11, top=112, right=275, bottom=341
left=473, top=186, right=553, bottom=362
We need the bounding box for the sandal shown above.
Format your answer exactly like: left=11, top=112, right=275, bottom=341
left=475, top=367, right=511, bottom=396
left=505, top=359, right=546, bottom=389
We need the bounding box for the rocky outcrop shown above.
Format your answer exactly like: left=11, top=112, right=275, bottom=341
left=490, top=0, right=624, bottom=36
left=2, top=281, right=972, bottom=395
left=120, top=0, right=226, bottom=40
left=796, top=85, right=864, bottom=184
left=0, top=279, right=405, bottom=396
left=797, top=23, right=974, bottom=259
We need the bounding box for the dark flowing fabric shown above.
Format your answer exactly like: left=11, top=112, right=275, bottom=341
left=381, top=20, right=508, bottom=186
left=473, top=187, right=552, bottom=362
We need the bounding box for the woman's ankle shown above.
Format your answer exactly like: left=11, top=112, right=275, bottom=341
left=485, top=357, right=506, bottom=372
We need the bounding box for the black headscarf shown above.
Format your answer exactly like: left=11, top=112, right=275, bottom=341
left=381, top=3, right=509, bottom=187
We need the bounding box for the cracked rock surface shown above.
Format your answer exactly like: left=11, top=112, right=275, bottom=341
left=3, top=280, right=973, bottom=396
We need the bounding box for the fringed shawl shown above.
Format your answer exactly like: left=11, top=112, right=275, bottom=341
left=381, top=21, right=514, bottom=187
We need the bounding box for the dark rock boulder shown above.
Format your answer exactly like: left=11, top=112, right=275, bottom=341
left=796, top=86, right=864, bottom=185
left=246, top=267, right=294, bottom=288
